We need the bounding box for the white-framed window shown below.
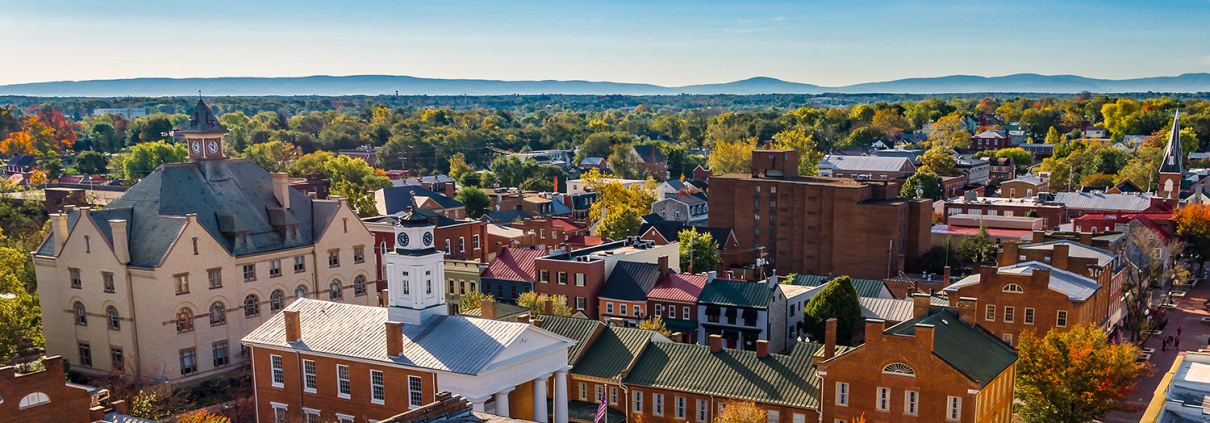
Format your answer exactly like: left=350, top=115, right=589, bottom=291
left=621, top=304, right=628, bottom=315
left=610, top=387, right=618, bottom=405
left=576, top=273, right=585, bottom=286
left=767, top=410, right=779, bottom=423
left=272, top=403, right=289, bottom=423
left=947, top=396, right=962, bottom=420
left=904, top=391, right=918, bottom=415
left=697, top=399, right=708, bottom=421
left=634, top=305, right=642, bottom=317
left=654, top=393, right=664, bottom=416
left=876, top=387, right=890, bottom=411
left=669, top=306, right=677, bottom=319
left=792, top=414, right=805, bottom=423
left=607, top=302, right=614, bottom=314
left=985, top=305, right=996, bottom=321
left=304, top=408, right=321, bottom=423
left=337, top=414, right=355, bottom=423
left=371, top=369, right=385, bottom=404
left=835, top=382, right=849, bottom=406
left=1002, top=284, right=1023, bottom=293
left=271, top=355, right=284, bottom=388
left=18, top=392, right=50, bottom=409
left=409, top=375, right=424, bottom=407
left=459, top=237, right=465, bottom=252
left=684, top=307, right=690, bottom=320
left=1057, top=310, right=1068, bottom=327
left=540, top=270, right=549, bottom=283
left=303, top=359, right=317, bottom=392
left=882, top=363, right=915, bottom=376
left=578, top=383, right=587, bottom=400
left=473, top=234, right=481, bottom=249
left=1004, top=306, right=1015, bottom=323
left=595, top=385, right=603, bottom=402
left=269, top=260, right=281, bottom=277
left=634, top=391, right=643, bottom=412
left=1025, top=308, right=1035, bottom=325
left=1004, top=333, right=1014, bottom=344
left=676, top=396, right=686, bottom=419
left=337, top=365, right=351, bottom=398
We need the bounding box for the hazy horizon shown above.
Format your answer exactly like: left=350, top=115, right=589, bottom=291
left=3, top=0, right=1208, bottom=87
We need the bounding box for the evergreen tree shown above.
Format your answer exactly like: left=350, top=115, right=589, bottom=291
left=802, top=276, right=862, bottom=344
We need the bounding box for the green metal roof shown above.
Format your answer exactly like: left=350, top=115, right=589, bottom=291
left=533, top=315, right=603, bottom=365
left=886, top=308, right=1017, bottom=388
left=573, top=326, right=667, bottom=380
left=622, top=340, right=827, bottom=409
left=664, top=318, right=699, bottom=331
left=697, top=279, right=773, bottom=308
left=459, top=302, right=531, bottom=320
left=791, top=274, right=886, bottom=298
left=548, top=399, right=626, bottom=423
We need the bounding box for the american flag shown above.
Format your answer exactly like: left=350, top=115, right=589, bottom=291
left=594, top=391, right=607, bottom=423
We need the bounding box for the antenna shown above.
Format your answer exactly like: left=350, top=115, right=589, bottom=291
left=198, top=90, right=202, bottom=100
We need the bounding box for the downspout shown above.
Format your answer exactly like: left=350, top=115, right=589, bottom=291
left=250, top=346, right=260, bottom=423
left=296, top=351, right=305, bottom=420
left=124, top=268, right=141, bottom=376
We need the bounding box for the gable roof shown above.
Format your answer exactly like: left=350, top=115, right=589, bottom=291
left=573, top=326, right=668, bottom=380
left=638, top=222, right=736, bottom=248
left=632, top=145, right=666, bottom=163
left=858, top=297, right=914, bottom=322
left=790, top=274, right=886, bottom=299
left=580, top=157, right=606, bottom=166
left=531, top=315, right=603, bottom=365
left=5, top=155, right=36, bottom=167
left=379, top=186, right=464, bottom=215
left=482, top=209, right=532, bottom=223
left=884, top=309, right=1017, bottom=388
left=241, top=299, right=571, bottom=375
left=623, top=340, right=832, bottom=409
left=598, top=261, right=663, bottom=302
left=648, top=273, right=710, bottom=303
left=1052, top=192, right=1154, bottom=212
left=481, top=247, right=549, bottom=282
left=697, top=279, right=772, bottom=309
left=822, top=155, right=912, bottom=173
left=1018, top=240, right=1116, bottom=267
left=945, top=261, right=1101, bottom=301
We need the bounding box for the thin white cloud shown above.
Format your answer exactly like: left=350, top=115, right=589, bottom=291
left=773, top=16, right=786, bottom=21
left=737, top=18, right=757, bottom=24
left=725, top=28, right=769, bottom=34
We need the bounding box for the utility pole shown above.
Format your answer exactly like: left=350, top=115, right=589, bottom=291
left=756, top=246, right=767, bottom=280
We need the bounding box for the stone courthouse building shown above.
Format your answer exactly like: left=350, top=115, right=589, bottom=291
left=33, top=100, right=377, bottom=382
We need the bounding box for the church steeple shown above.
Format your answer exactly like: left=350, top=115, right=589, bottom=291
left=1158, top=112, right=1184, bottom=200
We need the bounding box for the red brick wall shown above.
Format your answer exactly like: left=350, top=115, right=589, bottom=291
left=943, top=203, right=1066, bottom=229
left=534, top=259, right=605, bottom=317
left=647, top=300, right=698, bottom=343
left=512, top=219, right=564, bottom=250
left=251, top=345, right=438, bottom=423
left=627, top=385, right=817, bottom=423
left=598, top=298, right=648, bottom=322
left=0, top=357, right=94, bottom=423
left=947, top=267, right=1091, bottom=347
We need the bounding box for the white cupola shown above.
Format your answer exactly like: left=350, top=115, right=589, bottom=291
left=384, top=207, right=447, bottom=325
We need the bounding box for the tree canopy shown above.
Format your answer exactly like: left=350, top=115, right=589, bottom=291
left=1015, top=325, right=1148, bottom=423
left=801, top=276, right=862, bottom=344
left=679, top=227, right=721, bottom=273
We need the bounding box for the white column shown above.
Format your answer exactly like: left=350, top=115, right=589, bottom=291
left=533, top=373, right=552, bottom=423
left=554, top=368, right=570, bottom=423
left=472, top=401, right=486, bottom=413
left=495, top=387, right=514, bottom=418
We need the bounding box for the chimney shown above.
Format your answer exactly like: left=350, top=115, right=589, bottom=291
left=671, top=332, right=683, bottom=343
left=545, top=299, right=554, bottom=316
left=532, top=318, right=543, bottom=327
left=1052, top=244, right=1070, bottom=270
left=517, top=315, right=530, bottom=324
left=481, top=299, right=498, bottom=320
left=1079, top=232, right=1093, bottom=246
left=1032, top=230, right=1045, bottom=243
left=111, top=400, right=128, bottom=416
left=824, top=318, right=837, bottom=360
left=709, top=334, right=722, bottom=352
left=609, top=317, right=625, bottom=327
left=864, top=319, right=885, bottom=346
left=272, top=172, right=290, bottom=209
left=956, top=297, right=978, bottom=322
left=912, top=293, right=932, bottom=319
left=1001, top=242, right=1019, bottom=266
left=386, top=322, right=404, bottom=357
left=914, top=323, right=935, bottom=351
left=54, top=213, right=69, bottom=253
left=658, top=255, right=669, bottom=277
left=284, top=310, right=301, bottom=342
left=103, top=219, right=129, bottom=265
left=756, top=340, right=769, bottom=358
left=942, top=265, right=951, bottom=285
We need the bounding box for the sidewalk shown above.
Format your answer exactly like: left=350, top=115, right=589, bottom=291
left=1100, top=279, right=1210, bottom=423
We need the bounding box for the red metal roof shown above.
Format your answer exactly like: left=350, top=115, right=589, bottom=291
left=932, top=225, right=1033, bottom=238
left=551, top=218, right=584, bottom=231
left=566, top=235, right=604, bottom=246
left=648, top=273, right=710, bottom=302
left=481, top=247, right=548, bottom=282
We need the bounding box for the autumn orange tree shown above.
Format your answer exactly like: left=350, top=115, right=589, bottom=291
left=177, top=409, right=231, bottom=423
left=1015, top=324, right=1148, bottom=423
left=1175, top=202, right=1210, bottom=272
left=714, top=400, right=765, bottom=423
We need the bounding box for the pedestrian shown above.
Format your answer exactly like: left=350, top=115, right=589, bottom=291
left=1176, top=336, right=1181, bottom=350
left=1179, top=326, right=1183, bottom=336
left=1163, top=337, right=1169, bottom=351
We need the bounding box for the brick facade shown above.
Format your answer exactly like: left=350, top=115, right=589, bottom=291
left=0, top=357, right=97, bottom=423
left=534, top=258, right=606, bottom=317
left=627, top=385, right=816, bottom=423
left=512, top=218, right=565, bottom=250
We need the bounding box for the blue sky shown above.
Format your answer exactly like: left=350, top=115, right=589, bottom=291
left=2, top=0, right=1208, bottom=87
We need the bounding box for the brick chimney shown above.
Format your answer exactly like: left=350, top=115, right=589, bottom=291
left=709, top=334, right=722, bottom=352
left=956, top=297, right=978, bottom=322
left=284, top=310, right=301, bottom=343
left=1032, top=230, right=1045, bottom=243
left=864, top=319, right=885, bottom=346
left=1079, top=232, right=1093, bottom=246
left=386, top=322, right=404, bottom=357
left=272, top=172, right=291, bottom=209
left=671, top=332, right=683, bottom=343
left=914, top=323, right=935, bottom=351
left=824, top=318, right=837, bottom=360
left=1052, top=243, right=1070, bottom=270
left=912, top=293, right=932, bottom=319
left=1000, top=242, right=1019, bottom=266
left=532, top=318, right=543, bottom=327
left=943, top=265, right=951, bottom=285
left=481, top=299, right=498, bottom=320
left=109, top=219, right=130, bottom=265
left=658, top=255, right=669, bottom=277
left=1031, top=267, right=1052, bottom=287
left=53, top=213, right=69, bottom=253
left=545, top=299, right=554, bottom=316
left=755, top=340, right=769, bottom=358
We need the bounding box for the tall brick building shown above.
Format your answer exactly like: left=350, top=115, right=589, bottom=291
left=709, top=150, right=932, bottom=280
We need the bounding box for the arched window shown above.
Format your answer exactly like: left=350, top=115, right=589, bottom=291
left=295, top=285, right=308, bottom=300
left=245, top=295, right=260, bottom=317
left=882, top=363, right=916, bottom=376
left=329, top=280, right=343, bottom=300
left=210, top=302, right=226, bottom=326
left=270, top=290, right=285, bottom=312
left=18, top=392, right=50, bottom=409
left=354, top=276, right=367, bottom=297
left=106, top=306, right=120, bottom=331
left=176, top=308, right=193, bottom=333
left=1002, top=284, right=1024, bottom=294
left=74, top=302, right=87, bottom=326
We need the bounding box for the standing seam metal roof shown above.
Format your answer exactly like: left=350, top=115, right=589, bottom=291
left=531, top=315, right=603, bottom=364
left=697, top=279, right=773, bottom=309
left=791, top=274, right=885, bottom=298
left=598, top=261, right=663, bottom=302
left=571, top=326, right=667, bottom=380
left=885, top=309, right=1017, bottom=388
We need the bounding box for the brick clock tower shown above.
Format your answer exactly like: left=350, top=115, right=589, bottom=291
left=384, top=208, right=448, bottom=324
left=1158, top=113, right=1184, bottom=202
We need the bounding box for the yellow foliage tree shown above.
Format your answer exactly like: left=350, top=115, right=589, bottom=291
left=0, top=132, right=35, bottom=156
left=770, top=128, right=823, bottom=176
left=714, top=400, right=766, bottom=423
left=928, top=114, right=972, bottom=149
left=872, top=109, right=911, bottom=136
left=707, top=137, right=757, bottom=174
left=448, top=152, right=474, bottom=182
left=459, top=290, right=493, bottom=313
left=517, top=291, right=573, bottom=317
left=636, top=315, right=671, bottom=337
left=918, top=147, right=958, bottom=176
left=581, top=168, right=657, bottom=238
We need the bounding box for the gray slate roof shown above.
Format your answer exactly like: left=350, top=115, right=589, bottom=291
left=242, top=299, right=549, bottom=375
left=946, top=261, right=1101, bottom=301
left=37, top=160, right=333, bottom=267
left=598, top=261, right=663, bottom=302
left=1052, top=192, right=1154, bottom=211
left=632, top=145, right=666, bottom=163
left=179, top=100, right=228, bottom=133
left=1019, top=240, right=1116, bottom=267
left=379, top=186, right=465, bottom=214
left=1161, top=114, right=1184, bottom=174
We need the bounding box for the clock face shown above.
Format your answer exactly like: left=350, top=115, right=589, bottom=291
left=207, top=140, right=220, bottom=154
left=422, top=231, right=433, bottom=246
left=397, top=232, right=409, bottom=247
left=191, top=141, right=202, bottom=154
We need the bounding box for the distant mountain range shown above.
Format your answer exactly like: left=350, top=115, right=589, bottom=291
left=1, top=73, right=1208, bottom=97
